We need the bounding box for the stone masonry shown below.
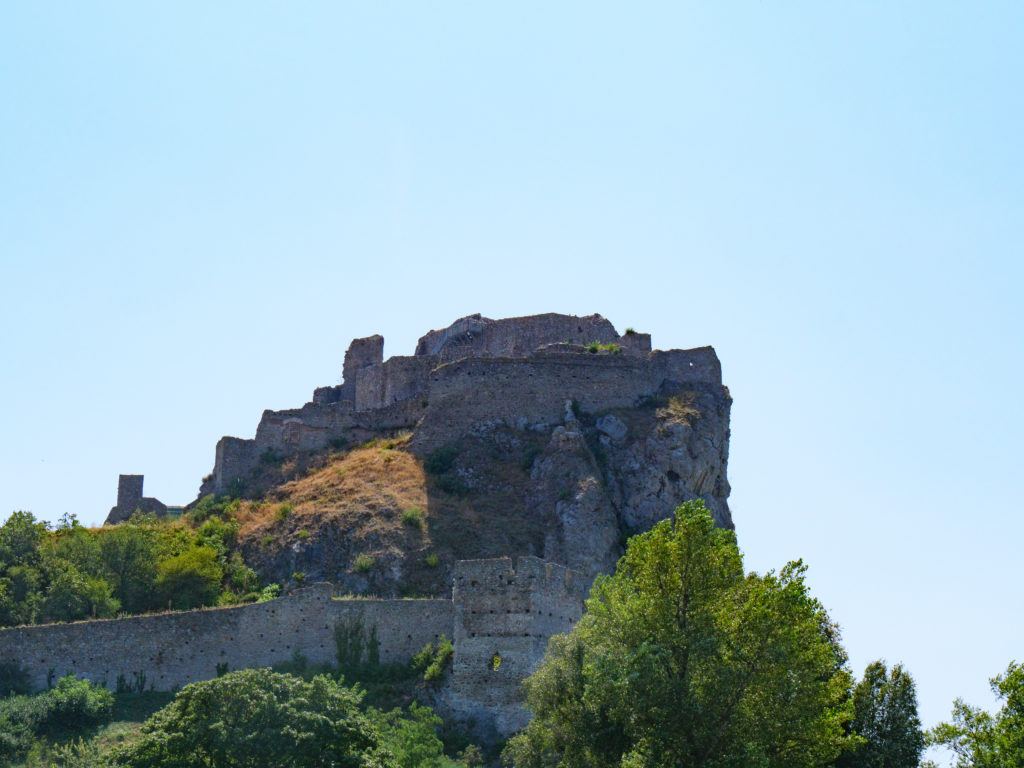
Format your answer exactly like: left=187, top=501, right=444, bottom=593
left=105, top=474, right=167, bottom=525
left=197, top=313, right=724, bottom=504
left=0, top=557, right=583, bottom=737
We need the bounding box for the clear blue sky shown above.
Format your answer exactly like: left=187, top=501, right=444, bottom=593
left=1, top=3, right=1021, bottom=759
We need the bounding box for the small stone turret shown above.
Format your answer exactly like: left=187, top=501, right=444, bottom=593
left=105, top=474, right=167, bottom=525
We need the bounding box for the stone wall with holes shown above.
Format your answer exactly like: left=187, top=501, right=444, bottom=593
left=0, top=584, right=452, bottom=693
left=445, top=556, right=588, bottom=736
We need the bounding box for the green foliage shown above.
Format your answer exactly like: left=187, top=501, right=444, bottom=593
left=424, top=553, right=440, bottom=568
left=154, top=546, right=223, bottom=610
left=836, top=660, right=924, bottom=768
left=401, top=508, right=425, bottom=530
left=336, top=617, right=367, bottom=667
left=929, top=661, right=1024, bottom=768
left=258, top=583, right=281, bottom=602
left=584, top=341, right=621, bottom=354
left=372, top=703, right=461, bottom=768
left=434, top=477, right=469, bottom=497
left=424, top=446, right=458, bottom=476
left=505, top=501, right=855, bottom=768
left=519, top=445, right=542, bottom=472
left=0, top=676, right=113, bottom=763
left=410, top=637, right=453, bottom=683
left=38, top=561, right=119, bottom=623
left=0, top=661, right=32, bottom=697
left=292, top=571, right=307, bottom=587
left=97, top=524, right=158, bottom=615
left=275, top=501, right=294, bottom=521
left=425, top=637, right=453, bottom=683
left=353, top=554, right=376, bottom=573
left=106, top=668, right=395, bottom=768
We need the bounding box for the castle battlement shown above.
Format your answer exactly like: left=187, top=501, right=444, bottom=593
left=198, top=312, right=721, bottom=498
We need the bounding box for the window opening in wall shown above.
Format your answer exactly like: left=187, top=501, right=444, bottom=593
left=490, top=652, right=502, bottom=671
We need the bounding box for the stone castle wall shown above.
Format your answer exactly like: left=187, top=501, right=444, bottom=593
left=197, top=312, right=725, bottom=503
left=446, top=556, right=588, bottom=735
left=0, top=584, right=452, bottom=693
left=0, top=557, right=585, bottom=736
left=416, top=313, right=619, bottom=362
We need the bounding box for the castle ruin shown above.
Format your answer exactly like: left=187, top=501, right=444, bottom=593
left=0, top=556, right=584, bottom=737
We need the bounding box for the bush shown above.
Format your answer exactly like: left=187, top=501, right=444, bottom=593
left=155, top=547, right=223, bottom=610
left=424, top=554, right=439, bottom=568
left=0, top=676, right=113, bottom=763
left=108, top=669, right=392, bottom=768
left=401, top=508, right=425, bottom=530
left=275, top=502, right=294, bottom=522
left=0, top=661, right=31, bottom=697
left=434, top=477, right=468, bottom=497
left=352, top=554, right=375, bottom=574
left=424, top=447, right=458, bottom=476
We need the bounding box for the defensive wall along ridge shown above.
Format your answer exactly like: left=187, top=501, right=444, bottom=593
left=191, top=312, right=722, bottom=501
left=0, top=556, right=584, bottom=736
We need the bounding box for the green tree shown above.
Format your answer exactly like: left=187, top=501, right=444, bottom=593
left=108, top=668, right=395, bottom=768
left=98, top=524, right=159, bottom=614
left=837, top=661, right=925, bottom=768
left=504, top=501, right=855, bottom=768
left=154, top=545, right=223, bottom=610
left=38, top=560, right=119, bottom=623
left=0, top=511, right=47, bottom=569
left=929, top=661, right=1024, bottom=768
left=372, top=703, right=461, bottom=768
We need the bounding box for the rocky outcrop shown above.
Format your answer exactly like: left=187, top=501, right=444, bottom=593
left=187, top=313, right=731, bottom=595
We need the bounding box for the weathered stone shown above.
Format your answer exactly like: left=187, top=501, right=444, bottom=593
left=596, top=413, right=628, bottom=442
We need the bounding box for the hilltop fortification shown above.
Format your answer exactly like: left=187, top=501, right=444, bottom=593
left=182, top=312, right=731, bottom=594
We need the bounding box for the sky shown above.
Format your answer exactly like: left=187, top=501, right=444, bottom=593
left=1, top=2, right=1021, bottom=759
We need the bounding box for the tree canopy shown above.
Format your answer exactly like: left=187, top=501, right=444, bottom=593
left=837, top=660, right=925, bottom=768
left=504, top=501, right=855, bottom=768
left=928, top=661, right=1024, bottom=768
left=108, top=668, right=395, bottom=768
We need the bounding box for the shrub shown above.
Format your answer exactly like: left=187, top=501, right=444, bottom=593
left=261, top=535, right=275, bottom=548
left=423, top=636, right=454, bottom=683
left=585, top=341, right=622, bottom=354
left=0, top=676, right=113, bottom=762
left=401, top=508, right=425, bottom=530
left=352, top=554, right=375, bottom=573
left=656, top=392, right=701, bottom=427
left=258, top=584, right=281, bottom=602
left=424, top=446, right=458, bottom=476
left=109, top=669, right=390, bottom=768
left=292, top=572, right=307, bottom=587
left=297, top=529, right=310, bottom=540
left=155, top=547, right=223, bottom=610
left=424, top=554, right=439, bottom=568
left=259, top=448, right=285, bottom=467
left=0, top=661, right=31, bottom=697
left=275, top=502, right=294, bottom=522
left=435, top=477, right=468, bottom=497
left=519, top=445, right=542, bottom=472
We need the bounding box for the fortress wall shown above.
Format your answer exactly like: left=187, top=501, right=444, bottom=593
left=448, top=557, right=586, bottom=735
left=209, top=437, right=260, bottom=495
left=619, top=331, right=652, bottom=355
left=412, top=355, right=660, bottom=451
left=0, top=585, right=452, bottom=693
left=441, top=314, right=620, bottom=363
left=655, top=346, right=722, bottom=386
left=355, top=356, right=436, bottom=412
